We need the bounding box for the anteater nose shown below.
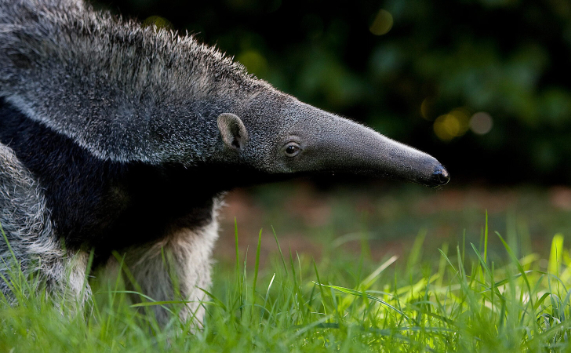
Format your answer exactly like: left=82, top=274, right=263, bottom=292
left=432, top=165, right=450, bottom=186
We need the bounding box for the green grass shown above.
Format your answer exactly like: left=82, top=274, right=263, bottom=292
left=2, top=215, right=571, bottom=352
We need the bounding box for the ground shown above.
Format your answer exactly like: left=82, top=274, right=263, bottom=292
left=217, top=181, right=571, bottom=268
left=3, top=181, right=571, bottom=352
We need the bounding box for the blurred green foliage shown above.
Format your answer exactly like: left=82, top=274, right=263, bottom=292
left=93, top=0, right=571, bottom=184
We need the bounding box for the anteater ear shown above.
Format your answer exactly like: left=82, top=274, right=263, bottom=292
left=217, top=113, right=249, bottom=151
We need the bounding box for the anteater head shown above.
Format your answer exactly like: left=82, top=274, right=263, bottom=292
left=216, top=92, right=449, bottom=187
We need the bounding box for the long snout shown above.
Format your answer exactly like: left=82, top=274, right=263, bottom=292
left=297, top=113, right=450, bottom=187
left=353, top=130, right=450, bottom=187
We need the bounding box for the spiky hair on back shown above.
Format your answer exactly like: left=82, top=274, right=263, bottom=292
left=0, top=0, right=267, bottom=164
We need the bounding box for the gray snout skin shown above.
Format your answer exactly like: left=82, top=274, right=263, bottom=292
left=413, top=161, right=450, bottom=187
left=385, top=154, right=450, bottom=188
left=284, top=109, right=451, bottom=188
left=431, top=165, right=450, bottom=186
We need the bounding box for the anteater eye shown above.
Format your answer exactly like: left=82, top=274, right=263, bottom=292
left=284, top=143, right=300, bottom=157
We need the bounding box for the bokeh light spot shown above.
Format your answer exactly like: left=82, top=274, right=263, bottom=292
left=237, top=50, right=268, bottom=78
left=469, top=112, right=493, bottom=135
left=369, top=9, right=393, bottom=36
left=420, top=98, right=432, bottom=120
left=142, top=16, right=173, bottom=30
left=434, top=109, right=469, bottom=141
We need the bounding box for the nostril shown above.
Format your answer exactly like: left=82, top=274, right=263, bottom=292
left=433, top=166, right=450, bottom=185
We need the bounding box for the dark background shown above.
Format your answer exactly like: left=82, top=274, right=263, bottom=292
left=91, top=0, right=571, bottom=185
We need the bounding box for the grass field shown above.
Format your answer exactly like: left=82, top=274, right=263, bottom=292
left=2, top=184, right=571, bottom=352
